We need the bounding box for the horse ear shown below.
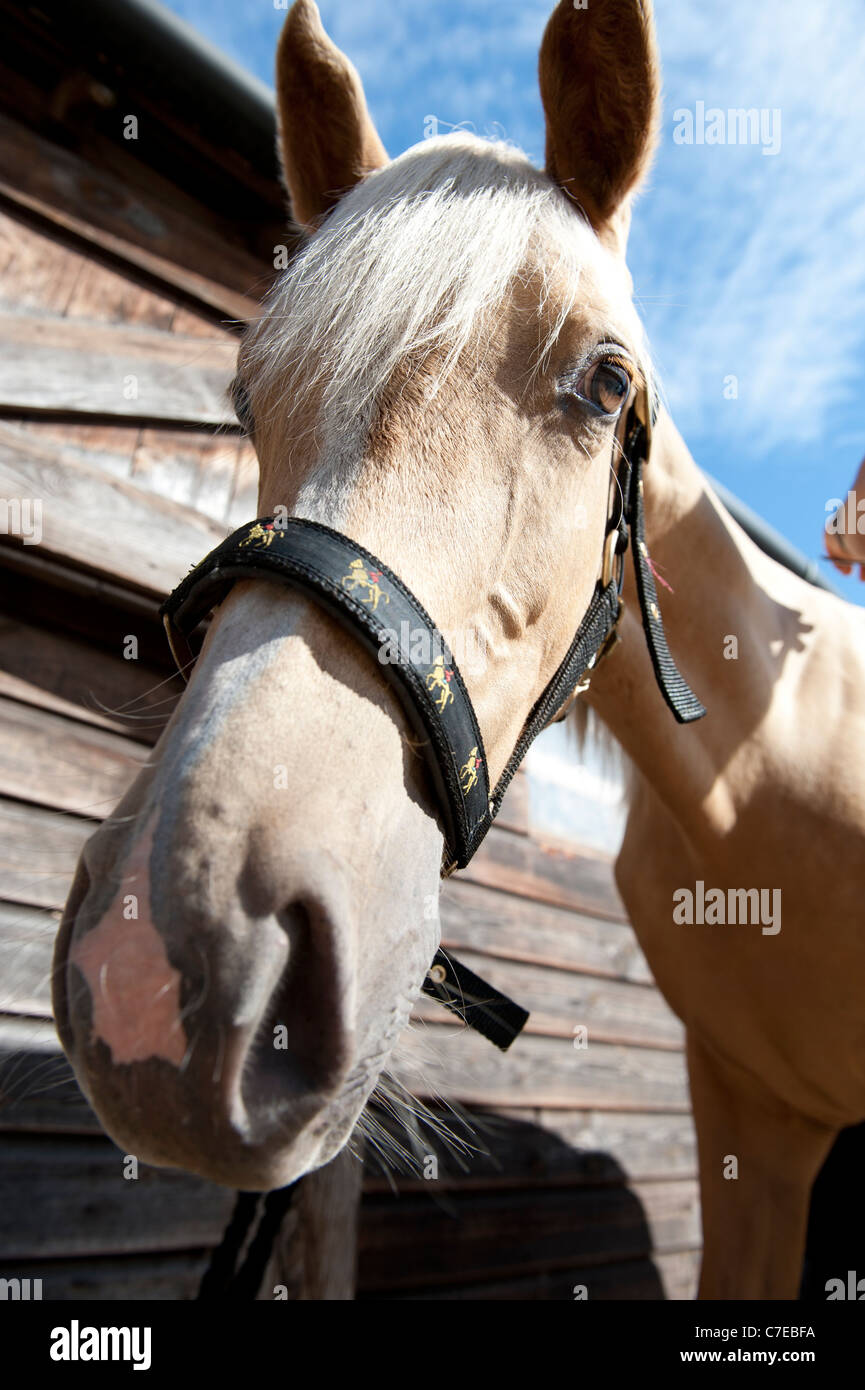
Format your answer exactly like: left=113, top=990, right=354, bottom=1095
left=539, top=0, right=660, bottom=253
left=276, top=0, right=388, bottom=231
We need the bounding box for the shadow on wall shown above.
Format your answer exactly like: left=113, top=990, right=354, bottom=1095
left=357, top=1108, right=672, bottom=1300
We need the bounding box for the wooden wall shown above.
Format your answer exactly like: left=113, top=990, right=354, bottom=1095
left=0, top=10, right=699, bottom=1299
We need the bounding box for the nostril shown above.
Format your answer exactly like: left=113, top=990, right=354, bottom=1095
left=240, top=899, right=351, bottom=1113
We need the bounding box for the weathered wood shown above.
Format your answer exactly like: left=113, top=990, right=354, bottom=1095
left=0, top=663, right=174, bottom=744
left=131, top=428, right=244, bottom=521
left=0, top=113, right=265, bottom=321
left=440, top=876, right=651, bottom=983
left=412, top=946, right=681, bottom=1047
left=0, top=207, right=180, bottom=332
left=414, top=973, right=684, bottom=1045
left=0, top=798, right=91, bottom=910
left=461, top=825, right=628, bottom=921
left=5, top=421, right=251, bottom=528
left=0, top=695, right=146, bottom=818
left=531, top=1109, right=695, bottom=1183
left=362, top=1104, right=696, bottom=1190
left=0, top=209, right=86, bottom=322
left=0, top=315, right=236, bottom=425
left=356, top=1178, right=700, bottom=1292
left=0, top=1015, right=98, bottom=1134
left=0, top=901, right=59, bottom=1017
left=0, top=546, right=185, bottom=675
left=391, top=1020, right=690, bottom=1112
left=0, top=1252, right=210, bottom=1301
left=0, top=1132, right=235, bottom=1259
left=373, top=1249, right=700, bottom=1300
left=0, top=422, right=227, bottom=594
left=1, top=420, right=141, bottom=482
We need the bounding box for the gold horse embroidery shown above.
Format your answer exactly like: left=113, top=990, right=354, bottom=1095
left=425, top=658, right=454, bottom=712
left=239, top=522, right=276, bottom=549
left=341, top=557, right=390, bottom=611
left=459, top=746, right=482, bottom=795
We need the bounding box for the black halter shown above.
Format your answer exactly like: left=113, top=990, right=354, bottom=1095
left=161, top=389, right=704, bottom=1053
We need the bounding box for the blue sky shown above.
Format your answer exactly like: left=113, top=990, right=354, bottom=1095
left=164, top=0, right=865, bottom=602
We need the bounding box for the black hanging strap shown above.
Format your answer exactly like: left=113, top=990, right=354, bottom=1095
left=625, top=426, right=707, bottom=724
left=197, top=1181, right=302, bottom=1300
left=422, top=947, right=529, bottom=1050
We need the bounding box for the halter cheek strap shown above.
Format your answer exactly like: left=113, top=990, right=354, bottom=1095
left=160, top=394, right=705, bottom=1052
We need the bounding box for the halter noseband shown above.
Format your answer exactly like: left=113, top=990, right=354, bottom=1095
left=160, top=389, right=704, bottom=1052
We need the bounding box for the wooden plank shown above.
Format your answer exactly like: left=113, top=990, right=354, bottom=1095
left=132, top=428, right=242, bottom=520
left=0, top=422, right=227, bottom=594
left=532, top=1109, right=695, bottom=1183
left=0, top=696, right=146, bottom=819
left=5, top=421, right=247, bottom=522
left=0, top=1252, right=210, bottom=1301
left=0, top=1014, right=100, bottom=1134
left=364, top=1250, right=700, bottom=1300
left=412, top=947, right=681, bottom=1048
left=0, top=208, right=179, bottom=332
left=0, top=618, right=180, bottom=742
left=0, top=315, right=236, bottom=425
left=391, top=1020, right=690, bottom=1112
left=461, top=825, right=628, bottom=922
left=4, top=420, right=250, bottom=525
left=0, top=1132, right=235, bottom=1259
left=0, top=901, right=59, bottom=1017
left=0, top=208, right=83, bottom=321
left=170, top=307, right=231, bottom=340
left=440, top=877, right=651, bottom=983
left=0, top=1015, right=96, bottom=1134
left=356, top=1178, right=700, bottom=1292
left=362, top=1104, right=696, bottom=1191
left=0, top=669, right=169, bottom=744
left=0, top=606, right=181, bottom=736
left=0, top=113, right=265, bottom=321
left=2, top=811, right=633, bottom=951
left=1, top=420, right=139, bottom=482
left=0, top=798, right=92, bottom=910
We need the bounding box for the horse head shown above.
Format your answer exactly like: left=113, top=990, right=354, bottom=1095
left=53, top=0, right=662, bottom=1189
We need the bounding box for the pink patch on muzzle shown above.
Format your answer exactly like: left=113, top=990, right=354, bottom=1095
left=69, top=826, right=186, bottom=1067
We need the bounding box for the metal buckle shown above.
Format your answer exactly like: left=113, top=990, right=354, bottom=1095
left=602, top=525, right=627, bottom=591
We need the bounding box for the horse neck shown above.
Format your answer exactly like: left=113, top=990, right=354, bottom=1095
left=587, top=408, right=822, bottom=844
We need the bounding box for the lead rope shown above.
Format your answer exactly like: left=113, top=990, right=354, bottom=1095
left=197, top=1181, right=302, bottom=1300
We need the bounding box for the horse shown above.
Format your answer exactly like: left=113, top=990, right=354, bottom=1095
left=51, top=0, right=865, bottom=1300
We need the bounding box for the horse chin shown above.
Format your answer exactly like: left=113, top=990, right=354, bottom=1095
left=70, top=1045, right=380, bottom=1192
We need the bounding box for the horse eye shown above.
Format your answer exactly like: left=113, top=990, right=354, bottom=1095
left=578, top=360, right=632, bottom=416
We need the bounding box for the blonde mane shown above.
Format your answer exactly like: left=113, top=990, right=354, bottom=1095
left=243, top=132, right=650, bottom=450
